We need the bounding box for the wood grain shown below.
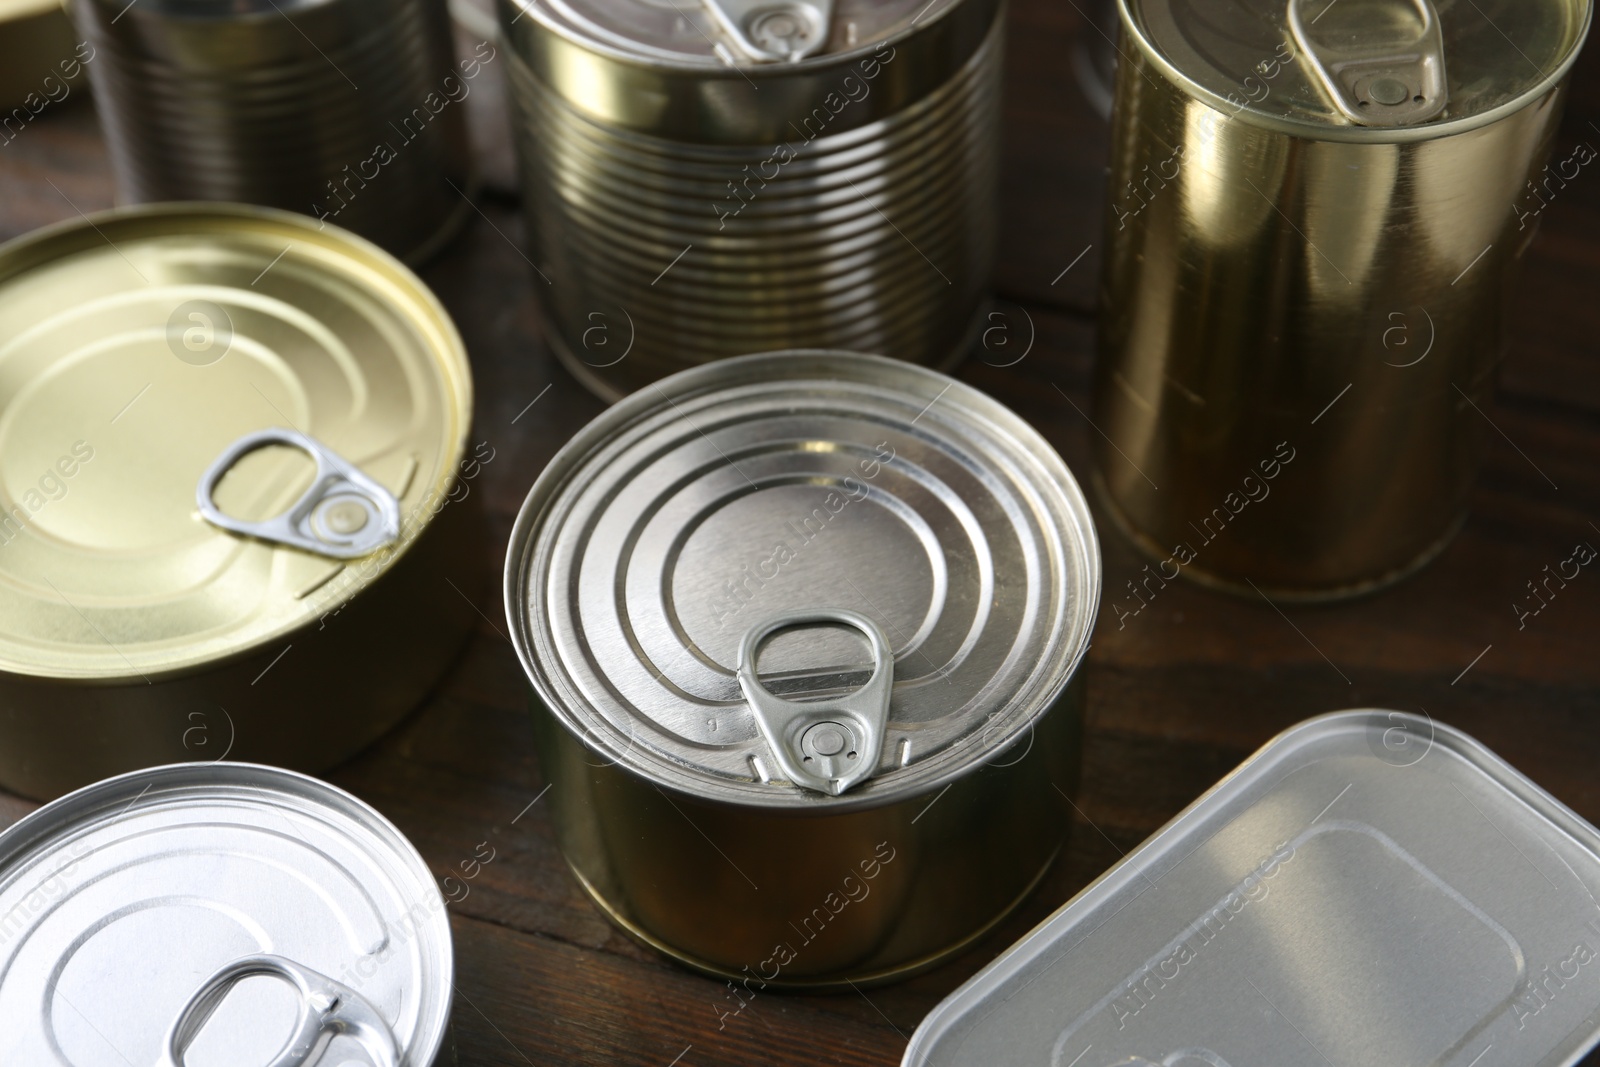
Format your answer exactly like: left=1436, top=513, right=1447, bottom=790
left=1, top=2, right=1598, bottom=1063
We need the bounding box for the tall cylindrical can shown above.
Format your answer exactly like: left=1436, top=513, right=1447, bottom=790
left=497, top=0, right=1003, bottom=400
left=505, top=352, right=1099, bottom=987
left=69, top=0, right=477, bottom=263
left=1094, top=0, right=1591, bottom=598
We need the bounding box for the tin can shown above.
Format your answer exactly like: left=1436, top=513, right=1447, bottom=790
left=1094, top=0, right=1592, bottom=598
left=0, top=0, right=86, bottom=117
left=905, top=709, right=1600, bottom=1066
left=505, top=351, right=1100, bottom=988
left=68, top=0, right=477, bottom=264
left=496, top=0, right=1004, bottom=400
left=0, top=762, right=455, bottom=1066
left=0, top=204, right=478, bottom=801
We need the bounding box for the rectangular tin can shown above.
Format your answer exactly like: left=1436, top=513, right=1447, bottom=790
left=0, top=0, right=86, bottom=118
left=496, top=0, right=1004, bottom=400
left=1094, top=0, right=1592, bottom=598
left=505, top=351, right=1100, bottom=988
left=68, top=0, right=476, bottom=264
left=905, top=710, right=1600, bottom=1066
left=0, top=204, right=479, bottom=800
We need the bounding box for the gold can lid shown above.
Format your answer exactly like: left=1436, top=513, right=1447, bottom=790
left=1124, top=0, right=1592, bottom=136
left=0, top=204, right=471, bottom=682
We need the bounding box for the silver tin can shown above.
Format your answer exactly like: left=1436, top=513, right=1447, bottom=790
left=69, top=0, right=478, bottom=264
left=505, top=351, right=1100, bottom=988
left=496, top=0, right=1004, bottom=400
left=0, top=762, right=454, bottom=1066
left=905, top=710, right=1600, bottom=1066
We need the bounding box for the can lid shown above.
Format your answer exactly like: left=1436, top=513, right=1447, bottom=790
left=505, top=351, right=1100, bottom=810
left=904, top=710, right=1600, bottom=1066
left=522, top=0, right=952, bottom=67
left=1124, top=0, right=1591, bottom=135
left=0, top=204, right=472, bottom=682
left=0, top=762, right=453, bottom=1067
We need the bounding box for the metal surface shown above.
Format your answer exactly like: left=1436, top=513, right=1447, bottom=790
left=1093, top=0, right=1591, bottom=598
left=904, top=710, right=1600, bottom=1067
left=0, top=762, right=453, bottom=1067
left=197, top=429, right=403, bottom=560
left=498, top=0, right=1002, bottom=399
left=68, top=0, right=474, bottom=264
left=505, top=350, right=1099, bottom=984
left=0, top=204, right=476, bottom=799
left=0, top=0, right=85, bottom=115
left=1289, top=0, right=1448, bottom=126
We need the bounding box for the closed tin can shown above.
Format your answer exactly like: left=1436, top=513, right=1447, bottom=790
left=1094, top=0, right=1592, bottom=598
left=505, top=351, right=1099, bottom=988
left=0, top=762, right=455, bottom=1066
left=0, top=0, right=86, bottom=118
left=0, top=204, right=477, bottom=800
left=69, top=0, right=476, bottom=264
left=497, top=0, right=1003, bottom=400
left=905, top=710, right=1600, bottom=1066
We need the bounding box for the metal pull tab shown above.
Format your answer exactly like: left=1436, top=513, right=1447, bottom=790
left=155, top=954, right=401, bottom=1067
left=1289, top=0, right=1448, bottom=126
left=197, top=428, right=401, bottom=559
left=736, top=609, right=893, bottom=797
left=702, top=0, right=834, bottom=62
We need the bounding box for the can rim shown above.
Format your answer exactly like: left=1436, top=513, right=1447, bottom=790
left=1116, top=0, right=1595, bottom=143
left=0, top=759, right=455, bottom=1065
left=504, top=350, right=1101, bottom=812
left=0, top=201, right=475, bottom=684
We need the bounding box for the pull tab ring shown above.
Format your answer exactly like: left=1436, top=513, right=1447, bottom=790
left=154, top=954, right=401, bottom=1067
left=702, top=0, right=834, bottom=62
left=1288, top=0, right=1448, bottom=126
left=196, top=428, right=401, bottom=560
left=736, top=609, right=894, bottom=797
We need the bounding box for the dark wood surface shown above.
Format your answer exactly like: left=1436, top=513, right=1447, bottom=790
left=4, top=2, right=1600, bottom=1064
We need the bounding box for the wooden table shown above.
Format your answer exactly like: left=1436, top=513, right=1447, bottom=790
left=4, top=3, right=1599, bottom=1064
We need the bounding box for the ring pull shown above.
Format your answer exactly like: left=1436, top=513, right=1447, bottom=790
left=702, top=0, right=834, bottom=62
left=154, top=954, right=400, bottom=1067
left=1289, top=0, right=1448, bottom=126
left=196, top=428, right=401, bottom=560
left=736, top=609, right=894, bottom=797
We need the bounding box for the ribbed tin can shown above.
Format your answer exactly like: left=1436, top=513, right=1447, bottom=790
left=1094, top=0, right=1592, bottom=598
left=496, top=0, right=1003, bottom=400
left=505, top=352, right=1100, bottom=988
left=68, top=0, right=477, bottom=264
left=0, top=204, right=478, bottom=801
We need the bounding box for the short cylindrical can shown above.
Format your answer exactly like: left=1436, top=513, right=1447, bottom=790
left=1094, top=0, right=1592, bottom=598
left=0, top=204, right=478, bottom=800
left=505, top=351, right=1100, bottom=987
left=69, top=0, right=476, bottom=263
left=0, top=762, right=455, bottom=1065
left=496, top=0, right=1004, bottom=400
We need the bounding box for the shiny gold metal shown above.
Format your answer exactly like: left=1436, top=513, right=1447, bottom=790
left=1096, top=0, right=1591, bottom=598
left=0, top=0, right=84, bottom=117
left=0, top=204, right=477, bottom=800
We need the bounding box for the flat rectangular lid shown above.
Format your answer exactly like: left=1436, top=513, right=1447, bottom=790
left=905, top=710, right=1600, bottom=1067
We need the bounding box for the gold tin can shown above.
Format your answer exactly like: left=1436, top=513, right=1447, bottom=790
left=0, top=204, right=477, bottom=800
left=68, top=0, right=477, bottom=264
left=1095, top=0, right=1592, bottom=598
left=505, top=352, right=1100, bottom=988
left=496, top=0, right=1003, bottom=400
left=0, top=0, right=86, bottom=118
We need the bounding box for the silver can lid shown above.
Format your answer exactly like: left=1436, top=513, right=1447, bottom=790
left=0, top=763, right=452, bottom=1067
left=522, top=0, right=952, bottom=66
left=1124, top=0, right=1591, bottom=137
left=904, top=710, right=1600, bottom=1066
left=505, top=351, right=1099, bottom=810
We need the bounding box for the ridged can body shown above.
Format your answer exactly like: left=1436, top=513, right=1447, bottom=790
left=69, top=0, right=475, bottom=264
left=1094, top=0, right=1591, bottom=598
left=497, top=0, right=1003, bottom=400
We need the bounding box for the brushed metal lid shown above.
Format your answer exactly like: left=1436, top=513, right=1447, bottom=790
left=904, top=710, right=1600, bottom=1067
left=0, top=762, right=453, bottom=1067
left=505, top=351, right=1099, bottom=810
left=1124, top=0, right=1591, bottom=138
left=0, top=204, right=472, bottom=683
